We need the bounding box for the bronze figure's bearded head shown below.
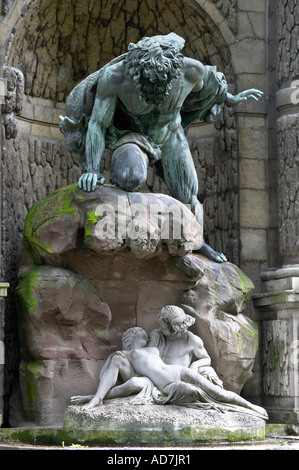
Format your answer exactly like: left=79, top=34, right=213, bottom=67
left=124, top=33, right=185, bottom=106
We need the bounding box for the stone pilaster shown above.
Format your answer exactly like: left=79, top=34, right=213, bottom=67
left=253, top=0, right=299, bottom=423
left=276, top=100, right=299, bottom=266
left=254, top=269, right=299, bottom=423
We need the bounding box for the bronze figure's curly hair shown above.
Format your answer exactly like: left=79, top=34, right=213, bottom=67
left=124, top=36, right=184, bottom=106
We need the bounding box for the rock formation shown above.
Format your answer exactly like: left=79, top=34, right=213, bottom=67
left=16, top=184, right=257, bottom=425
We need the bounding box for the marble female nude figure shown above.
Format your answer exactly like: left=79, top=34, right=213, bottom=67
left=71, top=325, right=268, bottom=420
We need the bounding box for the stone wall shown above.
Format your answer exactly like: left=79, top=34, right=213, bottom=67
left=251, top=0, right=299, bottom=424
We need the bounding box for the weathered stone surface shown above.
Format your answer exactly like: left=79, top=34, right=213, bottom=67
left=277, top=0, right=299, bottom=85
left=0, top=0, right=280, bottom=434
left=181, top=261, right=256, bottom=393
left=19, top=359, right=103, bottom=426
left=2, top=66, right=24, bottom=139
left=189, top=104, right=239, bottom=263
left=16, top=185, right=257, bottom=425
left=63, top=399, right=265, bottom=444
left=18, top=184, right=205, bottom=359
left=8, top=0, right=234, bottom=102
left=253, top=277, right=299, bottom=424
left=16, top=265, right=112, bottom=360
left=277, top=114, right=299, bottom=263
left=24, top=183, right=203, bottom=261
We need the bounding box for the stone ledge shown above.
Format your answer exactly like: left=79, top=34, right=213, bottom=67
left=63, top=399, right=265, bottom=445
left=0, top=423, right=294, bottom=448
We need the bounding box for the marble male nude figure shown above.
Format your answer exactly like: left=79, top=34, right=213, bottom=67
left=60, top=33, right=263, bottom=262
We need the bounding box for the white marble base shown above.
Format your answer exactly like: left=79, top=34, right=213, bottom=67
left=63, top=398, right=266, bottom=444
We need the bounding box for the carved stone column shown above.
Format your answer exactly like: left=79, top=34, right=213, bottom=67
left=253, top=0, right=299, bottom=423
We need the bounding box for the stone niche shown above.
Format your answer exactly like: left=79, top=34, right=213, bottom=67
left=16, top=183, right=257, bottom=426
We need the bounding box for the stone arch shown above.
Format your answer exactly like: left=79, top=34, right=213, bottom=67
left=6, top=0, right=235, bottom=101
